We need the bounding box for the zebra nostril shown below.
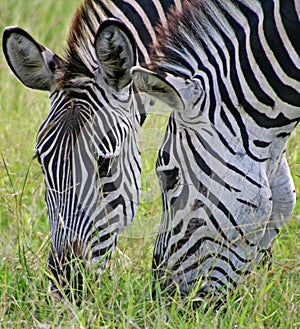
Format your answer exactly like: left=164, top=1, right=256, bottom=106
left=192, top=199, right=205, bottom=211
left=158, top=167, right=179, bottom=191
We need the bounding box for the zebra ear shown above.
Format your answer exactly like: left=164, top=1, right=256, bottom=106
left=2, top=26, right=62, bottom=91
left=95, top=19, right=137, bottom=91
left=131, top=67, right=184, bottom=111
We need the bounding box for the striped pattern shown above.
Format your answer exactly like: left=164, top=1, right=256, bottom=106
left=62, top=0, right=180, bottom=75
left=132, top=0, right=300, bottom=299
left=3, top=0, right=182, bottom=298
left=40, top=0, right=185, bottom=296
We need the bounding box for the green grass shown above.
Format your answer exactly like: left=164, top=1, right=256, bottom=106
left=0, top=1, right=299, bottom=328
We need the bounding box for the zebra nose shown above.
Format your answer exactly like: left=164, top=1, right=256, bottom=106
left=192, top=198, right=205, bottom=211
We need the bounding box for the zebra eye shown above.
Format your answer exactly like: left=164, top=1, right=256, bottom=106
left=97, top=157, right=112, bottom=178
left=158, top=167, right=179, bottom=191
left=34, top=152, right=45, bottom=174
left=97, top=156, right=119, bottom=179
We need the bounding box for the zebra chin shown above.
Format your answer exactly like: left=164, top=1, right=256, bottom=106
left=47, top=242, right=85, bottom=304
left=151, top=246, right=274, bottom=309
left=151, top=267, right=228, bottom=310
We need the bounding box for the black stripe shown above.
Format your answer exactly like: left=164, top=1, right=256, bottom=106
left=279, top=0, right=300, bottom=71
left=253, top=140, right=271, bottom=148
left=262, top=1, right=300, bottom=81
left=220, top=9, right=296, bottom=134
left=220, top=106, right=236, bottom=137
left=228, top=3, right=275, bottom=107
left=206, top=266, right=238, bottom=288
left=186, top=131, right=238, bottom=192
left=160, top=0, right=177, bottom=13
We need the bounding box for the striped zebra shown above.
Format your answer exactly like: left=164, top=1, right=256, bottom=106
left=132, top=0, right=300, bottom=300
left=2, top=0, right=182, bottom=299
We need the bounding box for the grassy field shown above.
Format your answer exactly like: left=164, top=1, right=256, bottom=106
left=0, top=1, right=299, bottom=328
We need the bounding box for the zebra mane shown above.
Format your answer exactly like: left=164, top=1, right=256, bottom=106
left=148, top=0, right=244, bottom=78
left=59, top=0, right=106, bottom=85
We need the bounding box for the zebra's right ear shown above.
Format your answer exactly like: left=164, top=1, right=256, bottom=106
left=95, top=19, right=137, bottom=91
left=131, top=67, right=184, bottom=111
left=2, top=26, right=62, bottom=91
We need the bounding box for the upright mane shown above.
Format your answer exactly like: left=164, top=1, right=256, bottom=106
left=149, top=0, right=238, bottom=77
left=60, top=0, right=107, bottom=82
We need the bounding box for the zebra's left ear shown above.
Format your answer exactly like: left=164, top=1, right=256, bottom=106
left=95, top=19, right=137, bottom=91
left=131, top=67, right=184, bottom=111
left=2, top=26, right=62, bottom=91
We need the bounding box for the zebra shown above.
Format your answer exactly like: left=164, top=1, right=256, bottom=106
left=2, top=0, right=182, bottom=299
left=131, top=0, right=300, bottom=300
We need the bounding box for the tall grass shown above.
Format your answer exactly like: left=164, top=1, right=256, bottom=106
left=0, top=1, right=299, bottom=328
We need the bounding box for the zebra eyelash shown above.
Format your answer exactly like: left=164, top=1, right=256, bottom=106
left=33, top=152, right=42, bottom=164
left=33, top=152, right=46, bottom=175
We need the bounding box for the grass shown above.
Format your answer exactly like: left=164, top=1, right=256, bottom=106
left=0, top=1, right=299, bottom=328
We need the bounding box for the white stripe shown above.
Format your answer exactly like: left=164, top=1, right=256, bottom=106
left=174, top=0, right=182, bottom=11
left=124, top=0, right=158, bottom=42
left=152, top=0, right=168, bottom=28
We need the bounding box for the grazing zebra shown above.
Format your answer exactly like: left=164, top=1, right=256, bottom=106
left=2, top=0, right=182, bottom=299
left=132, top=0, right=300, bottom=300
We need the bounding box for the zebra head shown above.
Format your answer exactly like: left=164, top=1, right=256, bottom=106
left=132, top=0, right=300, bottom=300
left=3, top=19, right=148, bottom=299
